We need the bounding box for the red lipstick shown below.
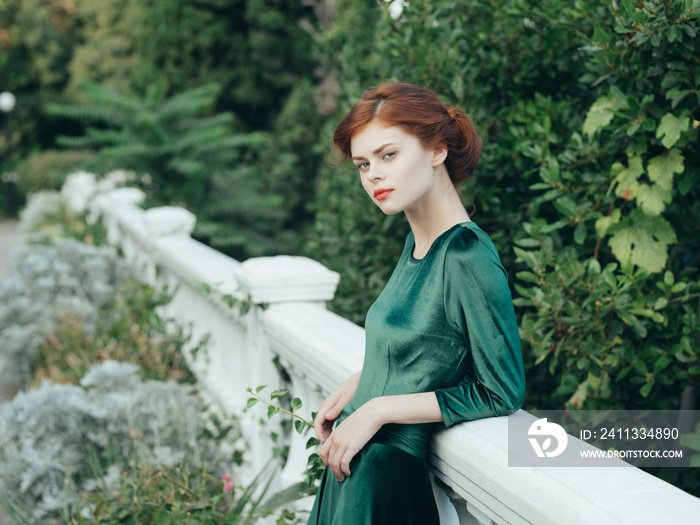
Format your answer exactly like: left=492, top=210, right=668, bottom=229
left=374, top=189, right=393, bottom=201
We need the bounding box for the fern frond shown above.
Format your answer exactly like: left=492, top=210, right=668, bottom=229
left=78, top=80, right=144, bottom=115
left=165, top=158, right=207, bottom=178
left=192, top=132, right=269, bottom=157
left=171, top=127, right=235, bottom=153
left=157, top=83, right=221, bottom=122
left=46, top=104, right=129, bottom=127
left=174, top=113, right=236, bottom=133
left=85, top=128, right=137, bottom=147
left=101, top=143, right=157, bottom=160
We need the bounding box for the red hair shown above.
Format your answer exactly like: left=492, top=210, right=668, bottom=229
left=332, top=82, right=481, bottom=184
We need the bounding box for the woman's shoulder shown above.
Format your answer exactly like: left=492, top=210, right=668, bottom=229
left=443, top=221, right=494, bottom=256
left=441, top=222, right=506, bottom=275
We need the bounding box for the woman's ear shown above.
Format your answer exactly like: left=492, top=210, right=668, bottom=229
left=431, top=143, right=448, bottom=167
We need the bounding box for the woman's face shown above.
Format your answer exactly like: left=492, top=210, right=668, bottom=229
left=350, top=121, right=445, bottom=216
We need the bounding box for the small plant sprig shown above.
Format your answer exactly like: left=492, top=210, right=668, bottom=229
left=195, top=282, right=260, bottom=315
left=246, top=386, right=325, bottom=487
left=246, top=385, right=314, bottom=436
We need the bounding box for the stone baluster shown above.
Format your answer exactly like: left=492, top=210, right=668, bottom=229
left=92, top=187, right=146, bottom=250
left=235, top=256, right=340, bottom=486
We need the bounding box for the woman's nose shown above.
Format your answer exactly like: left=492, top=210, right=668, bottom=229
left=366, top=165, right=384, bottom=182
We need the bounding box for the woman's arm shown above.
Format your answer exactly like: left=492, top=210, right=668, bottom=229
left=313, top=371, right=362, bottom=442
left=319, top=391, right=442, bottom=482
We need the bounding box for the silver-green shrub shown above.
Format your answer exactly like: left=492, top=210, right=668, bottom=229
left=0, top=238, right=125, bottom=391
left=0, top=360, right=210, bottom=522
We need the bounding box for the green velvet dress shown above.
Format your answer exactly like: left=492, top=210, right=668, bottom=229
left=308, top=222, right=526, bottom=524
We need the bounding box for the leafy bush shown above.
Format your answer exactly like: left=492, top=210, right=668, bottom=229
left=17, top=190, right=108, bottom=246
left=507, top=0, right=700, bottom=410
left=70, top=460, right=306, bottom=525
left=47, top=80, right=301, bottom=258
left=15, top=149, right=94, bottom=195
left=310, top=0, right=700, bottom=409
left=0, top=238, right=125, bottom=392
left=32, top=279, right=199, bottom=386
left=308, top=0, right=700, bottom=496
left=0, top=361, right=236, bottom=523
left=73, top=463, right=245, bottom=525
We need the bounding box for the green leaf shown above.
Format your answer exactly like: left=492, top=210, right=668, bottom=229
left=554, top=196, right=578, bottom=217
left=270, top=390, right=288, bottom=400
left=656, top=113, right=690, bottom=148
left=568, top=380, right=589, bottom=409
left=583, top=95, right=618, bottom=135
left=514, top=247, right=539, bottom=271
left=516, top=271, right=540, bottom=284
left=256, top=385, right=267, bottom=394
left=574, top=223, right=587, bottom=245
left=290, top=397, right=302, bottom=411
left=602, top=269, right=617, bottom=290
left=621, top=0, right=635, bottom=18
left=664, top=271, right=674, bottom=287
left=640, top=382, right=653, bottom=397
left=671, top=282, right=687, bottom=293
left=636, top=183, right=672, bottom=215
left=616, top=366, right=632, bottom=382
left=653, top=355, right=671, bottom=374
left=294, top=419, right=305, bottom=435
left=653, top=297, right=668, bottom=310
left=647, top=149, right=684, bottom=191
left=595, top=209, right=621, bottom=237
left=592, top=25, right=610, bottom=45
left=667, top=24, right=678, bottom=42
left=608, top=210, right=678, bottom=272
left=612, top=157, right=644, bottom=200
left=247, top=398, right=259, bottom=409
left=267, top=405, right=280, bottom=419
left=539, top=157, right=561, bottom=184
left=306, top=437, right=321, bottom=449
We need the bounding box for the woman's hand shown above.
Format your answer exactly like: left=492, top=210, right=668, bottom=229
left=319, top=398, right=384, bottom=482
left=314, top=371, right=361, bottom=443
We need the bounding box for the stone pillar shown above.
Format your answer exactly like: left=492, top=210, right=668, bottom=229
left=92, top=187, right=145, bottom=245
left=142, top=206, right=196, bottom=285
left=144, top=206, right=196, bottom=238
left=235, top=256, right=340, bottom=488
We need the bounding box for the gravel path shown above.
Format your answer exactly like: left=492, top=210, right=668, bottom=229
left=0, top=219, right=19, bottom=279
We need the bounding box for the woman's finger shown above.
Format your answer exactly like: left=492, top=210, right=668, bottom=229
left=340, top=449, right=353, bottom=477
left=319, top=438, right=330, bottom=465
left=329, top=443, right=346, bottom=482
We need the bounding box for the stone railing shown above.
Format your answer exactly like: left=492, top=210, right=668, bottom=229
left=68, top=174, right=700, bottom=524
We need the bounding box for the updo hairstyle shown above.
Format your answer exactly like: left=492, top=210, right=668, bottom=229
left=332, top=82, right=482, bottom=184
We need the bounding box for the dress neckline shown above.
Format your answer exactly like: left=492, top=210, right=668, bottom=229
left=408, top=221, right=478, bottom=262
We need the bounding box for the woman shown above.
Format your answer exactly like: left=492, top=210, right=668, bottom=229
left=309, top=82, right=525, bottom=524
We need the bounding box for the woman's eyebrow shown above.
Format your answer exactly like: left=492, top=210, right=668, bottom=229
left=352, top=143, right=395, bottom=160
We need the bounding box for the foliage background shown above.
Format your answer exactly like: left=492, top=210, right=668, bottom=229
left=1, top=0, right=699, bottom=497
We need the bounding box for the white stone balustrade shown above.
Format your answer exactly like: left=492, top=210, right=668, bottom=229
left=73, top=178, right=700, bottom=525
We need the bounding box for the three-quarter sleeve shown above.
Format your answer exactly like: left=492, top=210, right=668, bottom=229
left=434, top=228, right=526, bottom=427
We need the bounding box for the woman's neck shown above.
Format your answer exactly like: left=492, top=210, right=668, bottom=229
left=406, top=178, right=470, bottom=260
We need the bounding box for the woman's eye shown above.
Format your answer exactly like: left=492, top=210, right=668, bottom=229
left=356, top=162, right=369, bottom=170
left=383, top=152, right=396, bottom=160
